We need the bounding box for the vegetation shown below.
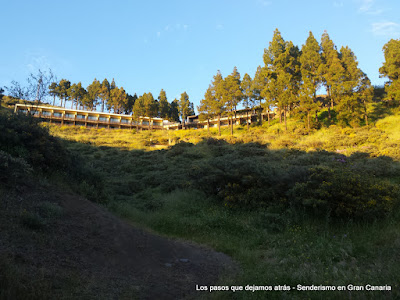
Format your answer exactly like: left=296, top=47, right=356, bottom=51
left=2, top=31, right=400, bottom=300
left=379, top=38, right=400, bottom=104
left=38, top=102, right=400, bottom=299
left=0, top=108, right=106, bottom=202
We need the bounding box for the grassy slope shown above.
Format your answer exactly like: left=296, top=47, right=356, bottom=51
left=46, top=104, right=400, bottom=299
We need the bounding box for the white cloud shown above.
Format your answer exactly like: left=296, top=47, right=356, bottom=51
left=157, top=31, right=161, bottom=38
left=358, top=0, right=383, bottom=15
left=359, top=0, right=373, bottom=12
left=371, top=21, right=400, bottom=36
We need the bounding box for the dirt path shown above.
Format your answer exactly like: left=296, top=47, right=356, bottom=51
left=58, top=193, right=236, bottom=299
left=5, top=187, right=236, bottom=299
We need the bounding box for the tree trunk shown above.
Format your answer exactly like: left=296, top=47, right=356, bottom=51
left=218, top=114, right=221, bottom=136
left=246, top=110, right=249, bottom=131
left=364, top=101, right=368, bottom=126
left=326, top=87, right=332, bottom=121
left=279, top=107, right=282, bottom=123
left=267, top=108, right=270, bottom=126
left=53, top=96, right=56, bottom=106
left=231, top=115, right=233, bottom=136
left=307, top=111, right=310, bottom=132
left=284, top=107, right=287, bottom=131
left=326, top=86, right=333, bottom=109
left=207, top=119, right=210, bottom=132
left=315, top=110, right=318, bottom=123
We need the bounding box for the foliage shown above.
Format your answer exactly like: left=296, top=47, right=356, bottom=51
left=27, top=107, right=400, bottom=299
left=288, top=166, right=399, bottom=220
left=0, top=112, right=106, bottom=203
left=178, top=91, right=194, bottom=125
left=379, top=38, right=400, bottom=104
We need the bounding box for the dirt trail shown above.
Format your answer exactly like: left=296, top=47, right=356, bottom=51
left=54, top=192, right=236, bottom=299
left=1, top=187, right=236, bottom=299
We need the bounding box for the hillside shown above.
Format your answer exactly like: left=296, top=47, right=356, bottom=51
left=44, top=104, right=400, bottom=299
left=0, top=109, right=235, bottom=299
left=2, top=103, right=400, bottom=299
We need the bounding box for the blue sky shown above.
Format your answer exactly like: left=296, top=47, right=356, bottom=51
left=1, top=0, right=399, bottom=111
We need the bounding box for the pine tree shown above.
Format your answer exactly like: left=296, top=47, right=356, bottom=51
left=142, top=92, right=158, bottom=129
left=318, top=30, right=344, bottom=120
left=123, top=93, right=137, bottom=115
left=158, top=89, right=170, bottom=119
left=263, top=29, right=301, bottom=130
left=263, top=29, right=287, bottom=124
left=299, top=78, right=318, bottom=131
left=99, top=79, right=110, bottom=112
left=241, top=73, right=256, bottom=130
left=68, top=82, right=86, bottom=110
left=281, top=41, right=301, bottom=130
left=379, top=39, right=400, bottom=105
left=169, top=99, right=180, bottom=122
left=223, top=67, right=243, bottom=135
left=132, top=95, right=145, bottom=130
left=197, top=86, right=214, bottom=131
left=58, top=79, right=71, bottom=108
left=110, top=87, right=127, bottom=114
left=86, top=79, right=101, bottom=111
left=253, top=66, right=268, bottom=124
left=179, top=91, right=194, bottom=129
left=299, top=31, right=322, bottom=131
left=336, top=46, right=367, bottom=126
left=48, top=82, right=59, bottom=106
left=209, top=71, right=226, bottom=135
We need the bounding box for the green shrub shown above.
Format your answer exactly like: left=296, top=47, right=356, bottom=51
left=20, top=210, right=46, bottom=230
left=288, top=166, right=399, bottom=220
left=0, top=150, right=32, bottom=185
left=38, top=201, right=63, bottom=218
left=0, top=113, right=68, bottom=172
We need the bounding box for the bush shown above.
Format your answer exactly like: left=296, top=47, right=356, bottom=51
left=0, top=150, right=32, bottom=185
left=20, top=210, right=46, bottom=230
left=0, top=113, right=68, bottom=173
left=288, top=166, right=399, bottom=220
left=0, top=112, right=107, bottom=203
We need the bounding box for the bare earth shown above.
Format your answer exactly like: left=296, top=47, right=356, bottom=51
left=0, top=187, right=236, bottom=299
